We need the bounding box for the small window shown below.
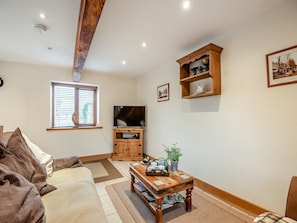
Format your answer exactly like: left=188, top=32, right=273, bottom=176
left=51, top=82, right=99, bottom=128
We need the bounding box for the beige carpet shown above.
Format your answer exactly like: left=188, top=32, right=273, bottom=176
left=84, top=162, right=108, bottom=178
left=84, top=159, right=123, bottom=183
left=106, top=181, right=253, bottom=223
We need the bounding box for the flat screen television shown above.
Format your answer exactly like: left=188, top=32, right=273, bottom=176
left=113, top=105, right=145, bottom=127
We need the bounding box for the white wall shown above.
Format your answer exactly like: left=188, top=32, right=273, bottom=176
left=0, top=61, right=138, bottom=158
left=137, top=1, right=297, bottom=214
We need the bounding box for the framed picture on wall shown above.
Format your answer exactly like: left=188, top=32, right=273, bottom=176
left=157, top=83, right=169, bottom=102
left=266, top=45, right=297, bottom=87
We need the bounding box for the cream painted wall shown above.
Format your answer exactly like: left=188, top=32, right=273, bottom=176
left=0, top=61, right=137, bottom=158
left=137, top=1, right=297, bottom=214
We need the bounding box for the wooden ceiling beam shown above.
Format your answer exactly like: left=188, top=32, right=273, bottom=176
left=73, top=0, right=106, bottom=82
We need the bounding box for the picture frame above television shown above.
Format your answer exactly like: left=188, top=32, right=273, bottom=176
left=113, top=105, right=145, bottom=128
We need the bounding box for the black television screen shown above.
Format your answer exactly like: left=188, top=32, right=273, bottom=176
left=113, top=106, right=145, bottom=127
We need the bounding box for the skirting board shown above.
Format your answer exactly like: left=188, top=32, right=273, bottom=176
left=194, top=178, right=268, bottom=216
left=80, top=153, right=112, bottom=163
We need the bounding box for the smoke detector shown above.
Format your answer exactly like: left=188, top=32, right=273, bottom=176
left=34, top=24, right=47, bottom=33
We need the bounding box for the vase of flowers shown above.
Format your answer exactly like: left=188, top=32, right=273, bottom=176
left=164, top=143, right=182, bottom=172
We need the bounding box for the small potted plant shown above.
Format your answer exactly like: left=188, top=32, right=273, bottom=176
left=164, top=143, right=182, bottom=172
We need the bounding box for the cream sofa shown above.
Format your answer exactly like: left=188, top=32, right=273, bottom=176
left=0, top=126, right=107, bottom=223
left=42, top=166, right=107, bottom=223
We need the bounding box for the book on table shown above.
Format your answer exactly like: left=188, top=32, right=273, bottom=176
left=133, top=181, right=185, bottom=210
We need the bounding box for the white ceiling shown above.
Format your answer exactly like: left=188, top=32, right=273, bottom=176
left=0, top=0, right=285, bottom=78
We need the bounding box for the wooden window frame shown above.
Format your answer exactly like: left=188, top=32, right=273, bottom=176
left=51, top=82, right=98, bottom=128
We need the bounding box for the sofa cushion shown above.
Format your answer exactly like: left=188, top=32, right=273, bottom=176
left=0, top=128, right=56, bottom=196
left=42, top=167, right=108, bottom=223
left=0, top=163, right=46, bottom=223
left=22, top=133, right=54, bottom=177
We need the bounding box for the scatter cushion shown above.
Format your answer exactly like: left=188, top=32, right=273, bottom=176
left=253, top=212, right=291, bottom=223
left=0, top=163, right=46, bottom=223
left=0, top=148, right=3, bottom=159
left=0, top=131, right=12, bottom=149
left=0, top=132, right=12, bottom=159
left=22, top=133, right=54, bottom=177
left=0, top=128, right=56, bottom=196
left=0, top=130, right=54, bottom=176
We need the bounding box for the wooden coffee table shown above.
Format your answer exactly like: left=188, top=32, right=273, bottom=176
left=129, top=162, right=194, bottom=223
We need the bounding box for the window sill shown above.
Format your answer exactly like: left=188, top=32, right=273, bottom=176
left=46, top=126, right=103, bottom=131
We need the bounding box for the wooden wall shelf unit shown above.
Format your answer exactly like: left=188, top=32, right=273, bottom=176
left=177, top=43, right=223, bottom=99
left=112, top=128, right=143, bottom=161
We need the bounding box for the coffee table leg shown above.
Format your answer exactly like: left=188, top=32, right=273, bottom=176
left=186, top=187, right=193, bottom=211
left=130, top=174, right=135, bottom=192
left=155, top=198, right=163, bottom=223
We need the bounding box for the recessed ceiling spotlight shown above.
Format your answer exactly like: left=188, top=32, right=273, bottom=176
left=182, top=0, right=190, bottom=9
left=142, top=42, right=147, bottom=48
left=39, top=13, right=47, bottom=19
left=122, top=60, right=126, bottom=65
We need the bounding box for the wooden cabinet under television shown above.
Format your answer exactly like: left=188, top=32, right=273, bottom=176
left=112, top=128, right=143, bottom=161
left=177, top=43, right=223, bottom=99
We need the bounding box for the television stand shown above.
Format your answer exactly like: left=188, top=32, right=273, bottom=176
left=112, top=128, right=143, bottom=161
